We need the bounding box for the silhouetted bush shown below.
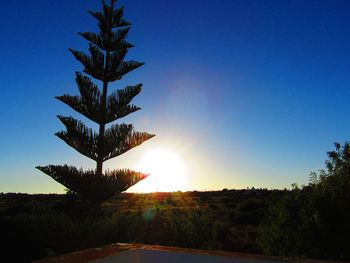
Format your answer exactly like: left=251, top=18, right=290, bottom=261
left=3, top=207, right=114, bottom=262
left=234, top=210, right=264, bottom=225
left=259, top=142, right=350, bottom=261
left=238, top=201, right=261, bottom=212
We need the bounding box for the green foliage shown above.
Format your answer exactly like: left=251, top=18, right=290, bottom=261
left=1, top=202, right=216, bottom=262
left=259, top=142, right=350, bottom=260
left=0, top=190, right=270, bottom=262
left=37, top=0, right=154, bottom=203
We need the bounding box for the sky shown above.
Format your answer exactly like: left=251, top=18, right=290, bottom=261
left=1, top=0, right=350, bottom=193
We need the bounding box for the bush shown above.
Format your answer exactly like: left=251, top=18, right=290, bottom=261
left=258, top=142, right=350, bottom=261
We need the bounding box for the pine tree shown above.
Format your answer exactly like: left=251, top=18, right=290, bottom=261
left=36, top=0, right=154, bottom=203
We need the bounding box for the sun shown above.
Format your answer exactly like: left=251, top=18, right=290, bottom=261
left=129, top=148, right=188, bottom=192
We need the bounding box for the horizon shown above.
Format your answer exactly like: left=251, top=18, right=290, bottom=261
left=1, top=0, right=350, bottom=194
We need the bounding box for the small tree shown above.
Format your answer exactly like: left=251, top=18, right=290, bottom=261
left=37, top=0, right=154, bottom=203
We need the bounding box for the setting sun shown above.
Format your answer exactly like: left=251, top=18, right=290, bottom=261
left=129, top=148, right=188, bottom=192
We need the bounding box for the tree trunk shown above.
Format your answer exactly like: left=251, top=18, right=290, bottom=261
left=96, top=49, right=110, bottom=175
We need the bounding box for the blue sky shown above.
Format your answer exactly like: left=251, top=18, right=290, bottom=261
left=1, top=0, right=350, bottom=193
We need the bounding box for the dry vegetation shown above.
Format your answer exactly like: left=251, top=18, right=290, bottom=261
left=0, top=189, right=273, bottom=262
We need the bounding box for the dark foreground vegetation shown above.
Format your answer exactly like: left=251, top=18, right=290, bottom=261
left=0, top=189, right=272, bottom=262
left=259, top=142, right=350, bottom=261
left=2, top=142, right=350, bottom=262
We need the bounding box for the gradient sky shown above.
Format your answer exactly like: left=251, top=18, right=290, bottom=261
left=1, top=0, right=350, bottom=193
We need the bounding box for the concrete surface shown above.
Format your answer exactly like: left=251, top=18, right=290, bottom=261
left=91, top=248, right=284, bottom=263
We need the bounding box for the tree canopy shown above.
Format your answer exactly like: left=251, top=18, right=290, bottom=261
left=37, top=0, right=154, bottom=203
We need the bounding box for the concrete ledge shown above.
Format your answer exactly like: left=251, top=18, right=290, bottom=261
left=33, top=243, right=342, bottom=263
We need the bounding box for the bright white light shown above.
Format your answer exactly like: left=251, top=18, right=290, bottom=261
left=130, top=148, right=187, bottom=192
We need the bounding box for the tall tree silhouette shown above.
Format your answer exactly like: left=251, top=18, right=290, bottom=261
left=37, top=0, right=154, bottom=203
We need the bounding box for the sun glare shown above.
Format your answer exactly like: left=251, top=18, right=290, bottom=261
left=130, top=148, right=188, bottom=192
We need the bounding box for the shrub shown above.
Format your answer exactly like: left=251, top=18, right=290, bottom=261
left=258, top=142, right=350, bottom=261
